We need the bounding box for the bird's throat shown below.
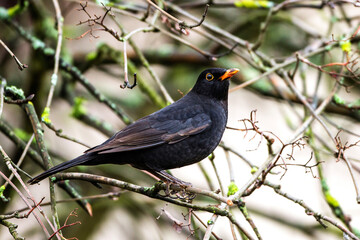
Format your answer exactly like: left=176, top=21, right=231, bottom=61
left=192, top=80, right=229, bottom=101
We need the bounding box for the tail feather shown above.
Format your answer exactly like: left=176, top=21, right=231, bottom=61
left=28, top=154, right=95, bottom=185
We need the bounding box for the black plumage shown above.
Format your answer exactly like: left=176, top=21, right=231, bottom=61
left=28, top=68, right=239, bottom=185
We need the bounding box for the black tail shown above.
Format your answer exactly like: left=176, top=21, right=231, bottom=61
left=28, top=153, right=95, bottom=185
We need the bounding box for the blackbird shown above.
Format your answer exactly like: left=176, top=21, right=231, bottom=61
left=28, top=68, right=239, bottom=185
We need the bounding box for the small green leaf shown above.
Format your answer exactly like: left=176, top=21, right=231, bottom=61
left=6, top=85, right=25, bottom=99
left=234, top=0, right=274, bottom=8
left=0, top=185, right=5, bottom=196
left=250, top=166, right=258, bottom=174
left=6, top=0, right=29, bottom=18
left=332, top=94, right=346, bottom=105
left=227, top=182, right=239, bottom=196
left=0, top=184, right=9, bottom=202
left=340, top=40, right=351, bottom=53
left=71, top=97, right=87, bottom=118
left=41, top=107, right=52, bottom=124
left=86, top=51, right=97, bottom=62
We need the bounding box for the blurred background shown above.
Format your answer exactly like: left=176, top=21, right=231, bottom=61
left=0, top=0, right=360, bottom=239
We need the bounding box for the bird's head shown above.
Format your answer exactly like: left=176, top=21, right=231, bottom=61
left=192, top=68, right=239, bottom=101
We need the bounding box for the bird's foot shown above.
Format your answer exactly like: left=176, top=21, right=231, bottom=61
left=163, top=181, right=196, bottom=201
left=150, top=170, right=195, bottom=201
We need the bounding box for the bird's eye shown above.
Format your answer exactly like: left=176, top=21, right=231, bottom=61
left=206, top=73, right=214, bottom=81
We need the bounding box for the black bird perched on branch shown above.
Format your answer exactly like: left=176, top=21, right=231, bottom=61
left=28, top=68, right=239, bottom=185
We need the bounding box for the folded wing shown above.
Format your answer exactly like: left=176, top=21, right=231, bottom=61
left=85, top=105, right=212, bottom=154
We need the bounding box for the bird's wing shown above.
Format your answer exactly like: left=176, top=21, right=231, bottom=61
left=85, top=105, right=211, bottom=154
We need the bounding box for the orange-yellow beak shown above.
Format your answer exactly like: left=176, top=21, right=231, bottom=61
left=219, top=68, right=239, bottom=81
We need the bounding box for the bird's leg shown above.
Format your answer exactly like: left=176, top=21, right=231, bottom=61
left=150, top=170, right=192, bottom=188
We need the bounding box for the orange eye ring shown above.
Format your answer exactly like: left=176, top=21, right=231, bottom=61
left=206, top=73, right=214, bottom=81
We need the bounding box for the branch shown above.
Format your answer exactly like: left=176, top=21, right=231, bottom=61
left=53, top=172, right=233, bottom=206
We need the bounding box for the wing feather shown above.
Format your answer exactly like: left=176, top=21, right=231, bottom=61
left=85, top=104, right=211, bottom=154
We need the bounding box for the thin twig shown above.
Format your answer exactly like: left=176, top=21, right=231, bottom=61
left=0, top=39, right=28, bottom=70
left=183, top=4, right=209, bottom=29
left=46, top=0, right=63, bottom=108
left=0, top=77, right=5, bottom=118
left=266, top=182, right=360, bottom=240
left=145, top=0, right=184, bottom=25
left=0, top=147, right=60, bottom=239
left=0, top=170, right=51, bottom=238
left=203, top=214, right=219, bottom=240
left=3, top=134, right=35, bottom=188
left=230, top=81, right=339, bottom=201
